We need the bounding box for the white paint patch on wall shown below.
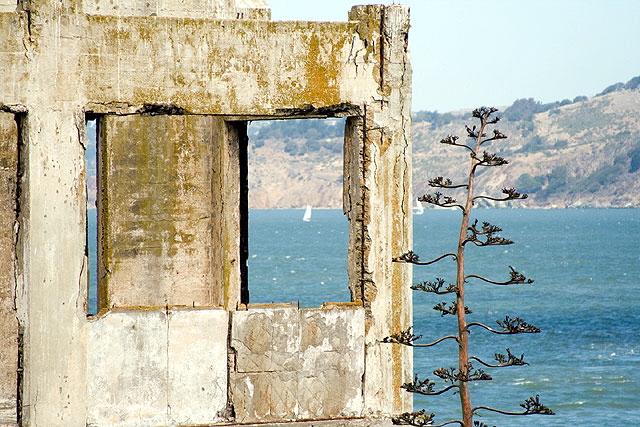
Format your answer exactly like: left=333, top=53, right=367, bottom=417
left=87, top=308, right=228, bottom=426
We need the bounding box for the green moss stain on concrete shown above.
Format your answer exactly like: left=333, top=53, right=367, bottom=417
left=101, top=115, right=215, bottom=307
left=84, top=17, right=356, bottom=114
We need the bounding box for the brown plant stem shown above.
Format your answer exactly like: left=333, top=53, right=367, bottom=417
left=456, top=110, right=491, bottom=427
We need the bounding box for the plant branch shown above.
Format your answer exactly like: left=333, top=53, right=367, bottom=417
left=382, top=327, right=421, bottom=345
left=434, top=364, right=492, bottom=383
left=473, top=188, right=528, bottom=203
left=393, top=251, right=457, bottom=265
left=419, top=192, right=464, bottom=210
left=469, top=349, right=529, bottom=368
left=392, top=410, right=434, bottom=427
left=472, top=151, right=508, bottom=168
left=480, top=128, right=508, bottom=144
left=432, top=421, right=464, bottom=427
left=382, top=327, right=458, bottom=347
left=465, top=266, right=534, bottom=285
left=402, top=375, right=460, bottom=396
left=440, top=135, right=474, bottom=152
left=429, top=176, right=468, bottom=189
left=412, top=335, right=459, bottom=347
left=433, top=301, right=471, bottom=316
left=465, top=124, right=486, bottom=139
left=467, top=316, right=541, bottom=334
left=411, top=278, right=458, bottom=294
left=465, top=237, right=513, bottom=247
left=468, top=219, right=502, bottom=235
left=464, top=220, right=513, bottom=247
left=392, top=411, right=464, bottom=427
left=473, top=395, right=555, bottom=416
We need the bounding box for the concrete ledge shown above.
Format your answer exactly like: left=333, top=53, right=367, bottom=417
left=220, top=417, right=395, bottom=427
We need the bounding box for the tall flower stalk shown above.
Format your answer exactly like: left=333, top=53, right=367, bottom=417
left=386, top=107, right=554, bottom=427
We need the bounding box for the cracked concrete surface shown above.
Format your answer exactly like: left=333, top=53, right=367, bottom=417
left=0, top=1, right=412, bottom=425
left=231, top=305, right=365, bottom=423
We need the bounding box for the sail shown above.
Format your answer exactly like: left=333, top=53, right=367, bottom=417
left=303, top=204, right=312, bottom=221
left=413, top=198, right=424, bottom=215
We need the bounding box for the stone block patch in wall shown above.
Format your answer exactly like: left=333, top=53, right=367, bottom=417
left=298, top=307, right=365, bottom=419
left=232, top=305, right=301, bottom=373
left=231, top=304, right=364, bottom=423
left=87, top=308, right=228, bottom=426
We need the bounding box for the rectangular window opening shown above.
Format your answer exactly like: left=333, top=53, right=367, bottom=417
left=84, top=115, right=355, bottom=312
left=85, top=116, right=99, bottom=315
left=88, top=114, right=228, bottom=310
left=246, top=118, right=351, bottom=308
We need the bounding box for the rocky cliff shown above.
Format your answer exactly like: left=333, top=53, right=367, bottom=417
left=248, top=87, right=640, bottom=209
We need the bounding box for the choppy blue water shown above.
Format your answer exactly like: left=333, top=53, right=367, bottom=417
left=410, top=209, right=640, bottom=426
left=89, top=209, right=640, bottom=426
left=247, top=209, right=351, bottom=306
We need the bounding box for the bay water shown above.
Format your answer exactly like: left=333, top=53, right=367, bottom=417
left=89, top=208, right=640, bottom=426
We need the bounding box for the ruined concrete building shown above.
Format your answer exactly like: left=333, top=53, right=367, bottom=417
left=0, top=0, right=413, bottom=425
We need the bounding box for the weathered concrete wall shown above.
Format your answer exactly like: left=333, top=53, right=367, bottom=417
left=231, top=304, right=365, bottom=423
left=86, top=305, right=364, bottom=426
left=345, top=6, right=413, bottom=416
left=0, top=2, right=413, bottom=426
left=1, top=5, right=377, bottom=114
left=98, top=115, right=246, bottom=310
left=0, top=1, right=14, bottom=13
left=0, top=113, right=18, bottom=427
left=87, top=308, right=228, bottom=426
left=99, top=115, right=219, bottom=309
left=80, top=18, right=370, bottom=116
left=83, top=0, right=270, bottom=19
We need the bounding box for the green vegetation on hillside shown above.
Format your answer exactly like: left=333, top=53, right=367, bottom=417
left=597, top=75, right=640, bottom=95
left=249, top=118, right=344, bottom=155
left=246, top=75, right=640, bottom=208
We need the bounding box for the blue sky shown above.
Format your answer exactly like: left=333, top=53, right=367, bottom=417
left=267, top=0, right=640, bottom=112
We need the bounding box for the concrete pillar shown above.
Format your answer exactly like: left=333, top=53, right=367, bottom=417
left=0, top=112, right=18, bottom=426
left=346, top=5, right=413, bottom=416
left=16, top=110, right=88, bottom=426
left=7, top=1, right=90, bottom=424
left=220, top=121, right=246, bottom=309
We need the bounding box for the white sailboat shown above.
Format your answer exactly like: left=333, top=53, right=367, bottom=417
left=303, top=204, right=312, bottom=221
left=413, top=198, right=424, bottom=215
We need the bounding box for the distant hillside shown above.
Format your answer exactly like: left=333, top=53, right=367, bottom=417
left=248, top=118, right=345, bottom=209
left=248, top=75, right=640, bottom=209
